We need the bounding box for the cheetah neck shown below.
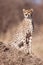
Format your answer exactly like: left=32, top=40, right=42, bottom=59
left=24, top=18, right=32, bottom=23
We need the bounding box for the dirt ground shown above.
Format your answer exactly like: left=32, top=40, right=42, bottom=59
left=0, top=41, right=43, bottom=65
left=32, top=25, right=43, bottom=61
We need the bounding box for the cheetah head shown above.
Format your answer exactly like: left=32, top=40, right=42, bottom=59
left=23, top=8, right=33, bottom=18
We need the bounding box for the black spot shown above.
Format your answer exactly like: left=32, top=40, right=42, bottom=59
left=4, top=47, right=9, bottom=52
left=18, top=41, right=24, bottom=48
left=26, top=32, right=31, bottom=39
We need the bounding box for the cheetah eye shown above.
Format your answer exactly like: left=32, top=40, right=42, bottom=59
left=25, top=14, right=27, bottom=16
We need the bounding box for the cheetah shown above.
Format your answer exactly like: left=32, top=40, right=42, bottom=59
left=11, top=8, right=34, bottom=54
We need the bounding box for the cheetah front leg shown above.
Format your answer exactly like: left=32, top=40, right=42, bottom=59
left=26, top=32, right=32, bottom=54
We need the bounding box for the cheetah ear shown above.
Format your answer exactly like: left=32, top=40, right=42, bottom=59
left=30, top=8, right=34, bottom=12
left=23, top=9, right=25, bottom=13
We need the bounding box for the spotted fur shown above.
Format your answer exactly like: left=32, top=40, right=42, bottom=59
left=10, top=8, right=33, bottom=54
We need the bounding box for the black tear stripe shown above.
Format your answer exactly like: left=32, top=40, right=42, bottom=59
left=26, top=32, right=32, bottom=45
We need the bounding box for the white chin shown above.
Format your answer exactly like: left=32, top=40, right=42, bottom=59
left=25, top=16, right=28, bottom=18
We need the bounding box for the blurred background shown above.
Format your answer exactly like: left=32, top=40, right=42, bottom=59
left=0, top=0, right=43, bottom=60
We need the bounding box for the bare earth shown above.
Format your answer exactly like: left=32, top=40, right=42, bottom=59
left=0, top=40, right=43, bottom=65
left=32, top=27, right=43, bottom=61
